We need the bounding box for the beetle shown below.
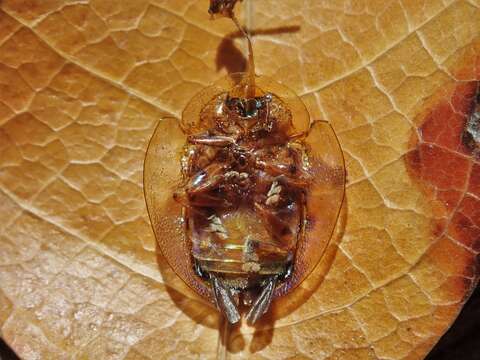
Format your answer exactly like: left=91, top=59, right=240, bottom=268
left=144, top=0, right=345, bottom=324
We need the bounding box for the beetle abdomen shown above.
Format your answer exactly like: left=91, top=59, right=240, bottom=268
left=191, top=206, right=297, bottom=277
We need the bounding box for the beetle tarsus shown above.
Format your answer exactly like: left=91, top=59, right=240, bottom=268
left=245, top=275, right=278, bottom=325
left=211, top=275, right=241, bottom=324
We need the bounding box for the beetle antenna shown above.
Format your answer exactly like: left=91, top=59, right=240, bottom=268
left=230, top=14, right=256, bottom=99
left=209, top=0, right=256, bottom=98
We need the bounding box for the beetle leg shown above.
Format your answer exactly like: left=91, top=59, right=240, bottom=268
left=255, top=161, right=310, bottom=190
left=245, top=275, right=278, bottom=325
left=254, top=201, right=292, bottom=239
left=243, top=236, right=289, bottom=258
left=255, top=159, right=291, bottom=177
left=188, top=191, right=233, bottom=208
left=276, top=174, right=310, bottom=190
left=184, top=165, right=235, bottom=208
left=174, top=189, right=233, bottom=211
left=211, top=275, right=240, bottom=324
left=188, top=134, right=236, bottom=147
left=187, top=177, right=222, bottom=194
left=172, top=191, right=211, bottom=217
left=186, top=163, right=226, bottom=194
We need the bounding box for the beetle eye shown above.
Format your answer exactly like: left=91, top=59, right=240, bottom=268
left=244, top=98, right=259, bottom=117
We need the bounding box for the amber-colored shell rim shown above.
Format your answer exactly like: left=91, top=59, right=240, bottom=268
left=143, top=117, right=212, bottom=301
left=274, top=120, right=346, bottom=297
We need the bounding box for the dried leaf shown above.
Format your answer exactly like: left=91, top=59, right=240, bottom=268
left=0, top=1, right=479, bottom=359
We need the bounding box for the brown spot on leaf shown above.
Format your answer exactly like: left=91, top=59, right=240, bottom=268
left=406, top=79, right=480, bottom=284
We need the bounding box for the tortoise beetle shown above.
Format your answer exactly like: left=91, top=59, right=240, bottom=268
left=144, top=0, right=345, bottom=324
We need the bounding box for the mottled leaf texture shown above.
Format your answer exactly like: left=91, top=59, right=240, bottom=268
left=0, top=1, right=479, bottom=359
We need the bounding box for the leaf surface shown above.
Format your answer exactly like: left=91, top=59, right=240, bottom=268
left=0, top=1, right=479, bottom=359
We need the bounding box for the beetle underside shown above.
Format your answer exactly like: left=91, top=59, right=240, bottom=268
left=175, top=87, right=313, bottom=324
left=142, top=0, right=346, bottom=328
